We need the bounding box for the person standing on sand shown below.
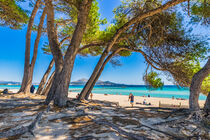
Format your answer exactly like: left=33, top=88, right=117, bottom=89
left=90, top=92, right=93, bottom=100
left=30, top=85, right=35, bottom=93
left=128, top=93, right=134, bottom=107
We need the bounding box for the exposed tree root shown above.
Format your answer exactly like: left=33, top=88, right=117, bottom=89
left=137, top=124, right=187, bottom=140
left=0, top=105, right=50, bottom=138
left=187, top=110, right=205, bottom=122
left=0, top=102, right=43, bottom=108
left=87, top=116, right=150, bottom=140
left=76, top=135, right=97, bottom=140
left=152, top=116, right=186, bottom=126
left=164, top=108, right=189, bottom=119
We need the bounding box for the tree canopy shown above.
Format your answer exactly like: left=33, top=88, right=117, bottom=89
left=0, top=0, right=28, bottom=29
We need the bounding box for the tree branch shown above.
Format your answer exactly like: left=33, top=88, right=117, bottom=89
left=59, top=36, right=71, bottom=46
left=78, top=42, right=106, bottom=52
left=106, top=0, right=186, bottom=52
left=121, top=45, right=166, bottom=71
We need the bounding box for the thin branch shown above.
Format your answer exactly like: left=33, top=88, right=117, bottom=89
left=78, top=42, right=106, bottom=52
left=59, top=36, right=71, bottom=46
left=56, top=19, right=73, bottom=26
left=121, top=45, right=166, bottom=71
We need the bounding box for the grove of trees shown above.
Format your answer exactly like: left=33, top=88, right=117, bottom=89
left=0, top=0, right=209, bottom=112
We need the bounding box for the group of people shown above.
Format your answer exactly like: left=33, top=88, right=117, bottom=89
left=128, top=93, right=151, bottom=107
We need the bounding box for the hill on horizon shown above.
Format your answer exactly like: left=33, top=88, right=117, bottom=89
left=0, top=79, right=126, bottom=86
left=71, top=78, right=126, bottom=86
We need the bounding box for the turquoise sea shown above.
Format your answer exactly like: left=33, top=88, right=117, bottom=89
left=0, top=85, right=207, bottom=100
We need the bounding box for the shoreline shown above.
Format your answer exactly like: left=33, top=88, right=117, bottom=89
left=0, top=89, right=206, bottom=108
left=0, top=85, right=207, bottom=100
left=67, top=92, right=205, bottom=108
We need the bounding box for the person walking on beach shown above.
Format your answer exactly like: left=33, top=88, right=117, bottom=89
left=128, top=93, right=134, bottom=107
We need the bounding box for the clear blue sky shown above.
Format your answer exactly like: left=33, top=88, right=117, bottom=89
left=0, top=0, right=208, bottom=85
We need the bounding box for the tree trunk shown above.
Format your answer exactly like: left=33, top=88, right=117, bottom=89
left=204, top=92, right=210, bottom=113
left=36, top=59, right=54, bottom=95
left=78, top=50, right=109, bottom=100
left=42, top=71, right=55, bottom=96
left=84, top=50, right=121, bottom=100
left=79, top=0, right=186, bottom=100
left=28, top=8, right=47, bottom=91
left=189, top=58, right=210, bottom=111
left=44, top=0, right=93, bottom=107
left=18, top=0, right=41, bottom=94
left=44, top=0, right=64, bottom=104
left=45, top=0, right=185, bottom=106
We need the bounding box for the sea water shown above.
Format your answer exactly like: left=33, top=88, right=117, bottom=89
left=0, top=85, right=206, bottom=100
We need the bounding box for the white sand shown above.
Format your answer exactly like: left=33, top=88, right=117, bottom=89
left=68, top=92, right=206, bottom=108
left=2, top=89, right=205, bottom=108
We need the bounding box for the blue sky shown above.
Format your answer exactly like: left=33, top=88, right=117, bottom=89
left=0, top=0, right=208, bottom=85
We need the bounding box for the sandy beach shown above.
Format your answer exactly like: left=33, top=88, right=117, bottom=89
left=0, top=89, right=209, bottom=140
left=69, top=92, right=206, bottom=108
left=1, top=89, right=206, bottom=108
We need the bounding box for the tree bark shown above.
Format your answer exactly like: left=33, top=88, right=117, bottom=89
left=79, top=49, right=121, bottom=100
left=44, top=0, right=93, bottom=107
left=27, top=8, right=47, bottom=92
left=204, top=92, right=210, bottom=113
left=78, top=0, right=186, bottom=99
left=78, top=50, right=109, bottom=100
left=45, top=0, right=186, bottom=106
left=18, top=0, right=42, bottom=94
left=189, top=58, right=210, bottom=111
left=44, top=0, right=64, bottom=104
left=42, top=71, right=55, bottom=96
left=36, top=59, right=54, bottom=95
left=85, top=50, right=121, bottom=99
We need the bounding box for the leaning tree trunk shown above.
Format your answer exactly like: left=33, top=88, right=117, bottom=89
left=36, top=59, right=54, bottom=95
left=78, top=50, right=109, bottom=100
left=189, top=58, right=210, bottom=111
left=18, top=0, right=41, bottom=94
left=79, top=0, right=187, bottom=100
left=204, top=92, right=210, bottom=113
left=80, top=50, right=121, bottom=100
left=45, top=0, right=186, bottom=106
left=42, top=71, right=55, bottom=96
left=44, top=0, right=93, bottom=107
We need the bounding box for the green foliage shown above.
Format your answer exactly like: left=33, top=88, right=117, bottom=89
left=41, top=43, right=51, bottom=55
left=49, top=0, right=107, bottom=57
left=0, top=0, right=28, bottom=29
left=190, top=0, right=210, bottom=25
left=188, top=61, right=210, bottom=96
left=118, top=50, right=131, bottom=57
left=83, top=1, right=107, bottom=43
left=143, top=72, right=164, bottom=90
left=201, top=75, right=210, bottom=96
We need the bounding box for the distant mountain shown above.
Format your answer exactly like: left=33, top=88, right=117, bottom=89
left=0, top=79, right=126, bottom=86
left=71, top=79, right=125, bottom=86
left=0, top=81, right=20, bottom=85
